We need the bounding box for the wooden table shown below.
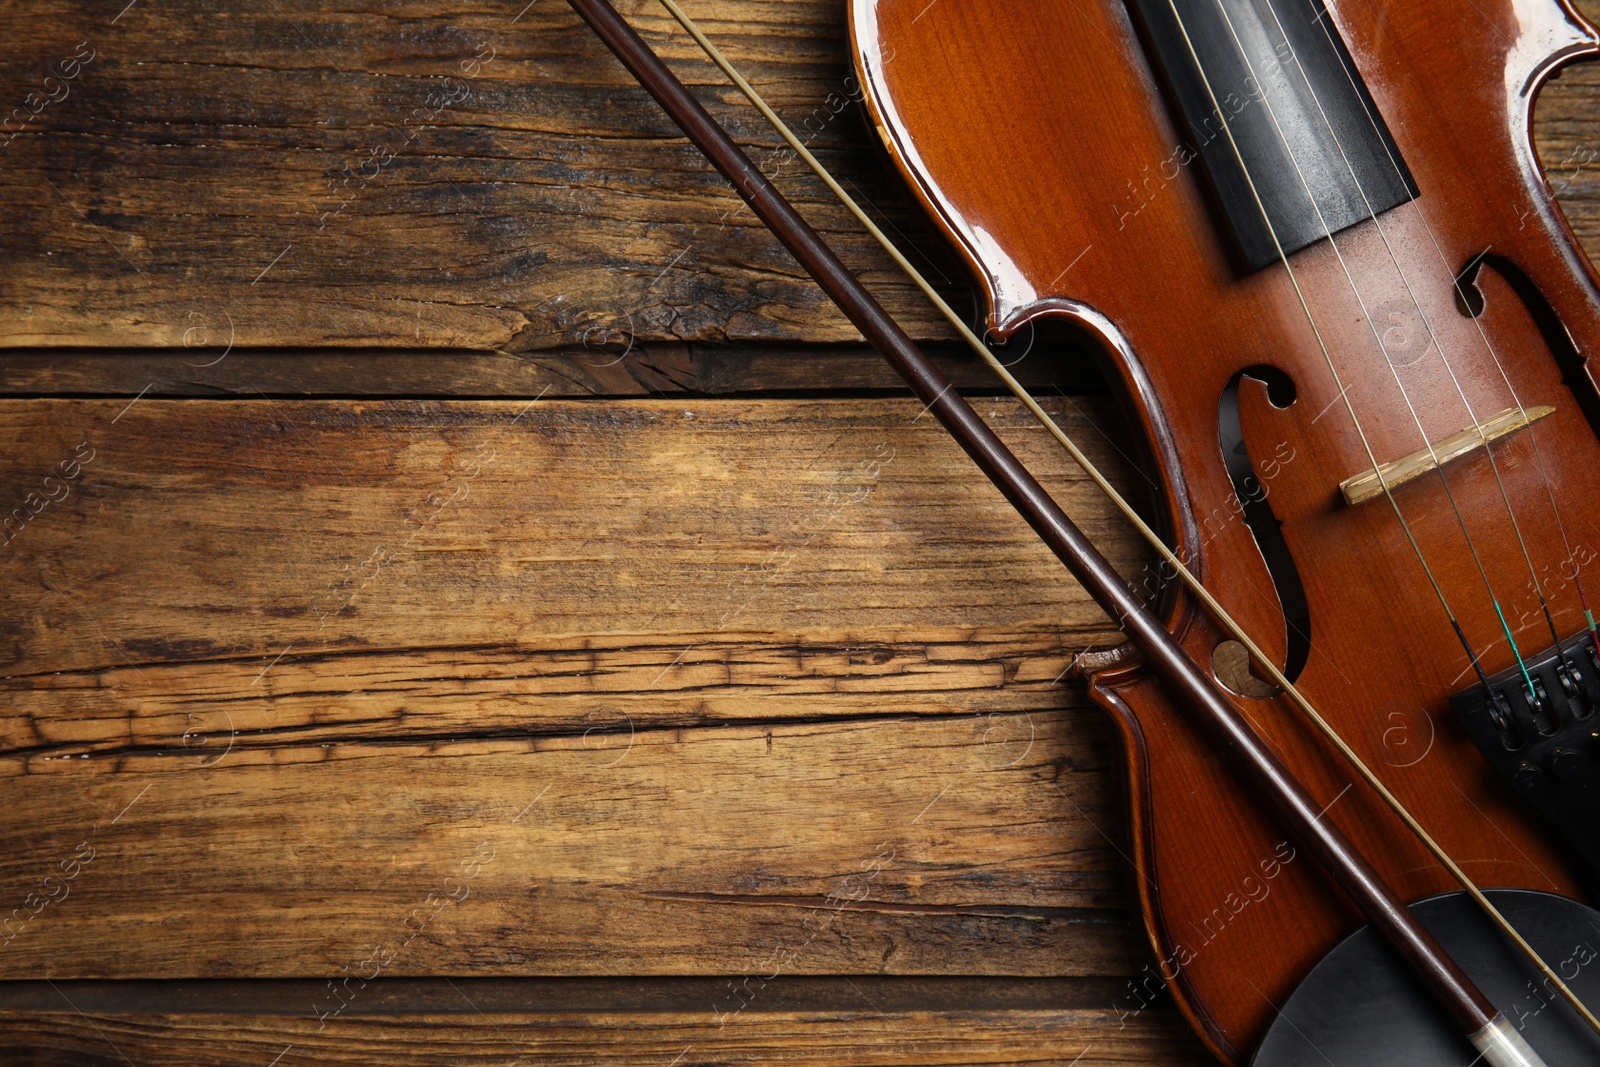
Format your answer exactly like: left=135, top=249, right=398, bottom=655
left=2, top=2, right=1599, bottom=1062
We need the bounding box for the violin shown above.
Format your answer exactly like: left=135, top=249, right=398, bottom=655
left=567, top=0, right=1600, bottom=1064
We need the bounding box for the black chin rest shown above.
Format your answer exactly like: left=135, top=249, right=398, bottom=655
left=1253, top=889, right=1600, bottom=1065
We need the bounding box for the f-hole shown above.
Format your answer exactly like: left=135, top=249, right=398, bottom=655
left=1217, top=365, right=1311, bottom=691
left=1456, top=251, right=1600, bottom=440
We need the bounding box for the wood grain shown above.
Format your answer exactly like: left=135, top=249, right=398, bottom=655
left=0, top=343, right=1103, bottom=398
left=0, top=712, right=1136, bottom=979
left=0, top=396, right=1144, bottom=681
left=0, top=976, right=1210, bottom=1065
left=0, top=397, right=1150, bottom=980
left=1, top=0, right=1599, bottom=1062
left=0, top=0, right=964, bottom=349
left=0, top=0, right=1592, bottom=355
left=0, top=1007, right=1208, bottom=1066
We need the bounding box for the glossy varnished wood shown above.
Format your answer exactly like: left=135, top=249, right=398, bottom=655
left=857, top=0, right=1600, bottom=1060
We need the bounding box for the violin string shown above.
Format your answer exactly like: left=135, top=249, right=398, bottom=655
left=1157, top=0, right=1500, bottom=696
left=1199, top=0, right=1544, bottom=701
left=1303, top=1, right=1600, bottom=667
left=647, top=0, right=1600, bottom=1035
left=1244, top=0, right=1568, bottom=678
left=1177, top=0, right=1599, bottom=1031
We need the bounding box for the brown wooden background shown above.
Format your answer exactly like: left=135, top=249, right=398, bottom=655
left=2, top=1, right=1600, bottom=1062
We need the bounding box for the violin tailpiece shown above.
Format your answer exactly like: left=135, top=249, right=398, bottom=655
left=1452, top=628, right=1600, bottom=897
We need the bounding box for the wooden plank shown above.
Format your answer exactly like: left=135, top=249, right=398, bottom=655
left=0, top=975, right=1152, bottom=1012
left=2, top=0, right=1594, bottom=1054
left=4, top=638, right=1094, bottom=764
left=0, top=1006, right=1211, bottom=1066
left=0, top=396, right=1152, bottom=978
left=0, top=0, right=1596, bottom=354
left=0, top=342, right=1102, bottom=398
left=0, top=397, right=1142, bottom=679
left=0, top=0, right=963, bottom=349
left=0, top=712, right=1138, bottom=979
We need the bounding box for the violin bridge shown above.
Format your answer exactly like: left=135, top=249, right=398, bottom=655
left=1338, top=405, right=1555, bottom=506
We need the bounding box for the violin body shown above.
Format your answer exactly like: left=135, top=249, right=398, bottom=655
left=852, top=0, right=1600, bottom=1060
